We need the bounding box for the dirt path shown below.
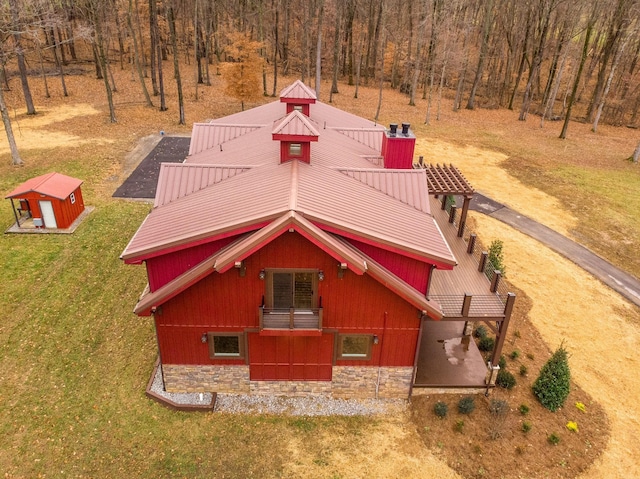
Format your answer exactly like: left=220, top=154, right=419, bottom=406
left=416, top=139, right=640, bottom=478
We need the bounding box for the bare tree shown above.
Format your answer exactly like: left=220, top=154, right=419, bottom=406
left=8, top=0, right=36, bottom=115
left=0, top=84, right=23, bottom=165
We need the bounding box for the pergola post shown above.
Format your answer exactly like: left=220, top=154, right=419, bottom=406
left=489, top=293, right=516, bottom=368
left=458, top=195, right=471, bottom=237
left=9, top=198, right=20, bottom=228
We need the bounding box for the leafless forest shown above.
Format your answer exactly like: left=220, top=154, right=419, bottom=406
left=2, top=0, right=640, bottom=135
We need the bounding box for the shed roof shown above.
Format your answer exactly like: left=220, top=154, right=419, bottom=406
left=5, top=172, right=83, bottom=200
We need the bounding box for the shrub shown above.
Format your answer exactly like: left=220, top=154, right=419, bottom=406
left=532, top=345, right=571, bottom=412
left=489, top=399, right=509, bottom=416
left=488, top=399, right=509, bottom=440
left=488, top=239, right=506, bottom=276
left=510, top=350, right=520, bottom=360
left=455, top=419, right=465, bottom=433
left=522, top=421, right=532, bottom=433
left=566, top=421, right=578, bottom=432
left=496, top=370, right=516, bottom=389
left=458, top=396, right=476, bottom=415
left=498, top=355, right=507, bottom=369
left=478, top=336, right=495, bottom=352
left=575, top=402, right=586, bottom=413
left=434, top=401, right=448, bottom=418
left=519, top=365, right=528, bottom=376
left=548, top=433, right=561, bottom=445
left=474, top=325, right=488, bottom=339
left=518, top=404, right=530, bottom=415
left=526, top=352, right=535, bottom=360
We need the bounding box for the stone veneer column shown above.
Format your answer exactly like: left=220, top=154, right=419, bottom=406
left=332, top=366, right=413, bottom=399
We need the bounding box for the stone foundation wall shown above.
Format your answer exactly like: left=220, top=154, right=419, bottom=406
left=332, top=366, right=413, bottom=399
left=162, top=364, right=250, bottom=393
left=249, top=380, right=332, bottom=396
left=161, top=364, right=413, bottom=399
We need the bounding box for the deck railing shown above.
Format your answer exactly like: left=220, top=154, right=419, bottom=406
left=259, top=306, right=323, bottom=331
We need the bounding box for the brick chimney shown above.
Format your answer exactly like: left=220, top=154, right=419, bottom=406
left=381, top=122, right=416, bottom=169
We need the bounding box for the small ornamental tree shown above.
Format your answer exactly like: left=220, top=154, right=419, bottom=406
left=222, top=32, right=264, bottom=111
left=532, top=344, right=571, bottom=412
left=488, top=239, right=506, bottom=276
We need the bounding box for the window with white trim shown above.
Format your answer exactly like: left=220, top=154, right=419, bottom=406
left=207, top=332, right=245, bottom=359
left=337, top=334, right=373, bottom=360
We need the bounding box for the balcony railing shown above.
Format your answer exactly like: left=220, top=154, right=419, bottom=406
left=259, top=307, right=323, bottom=331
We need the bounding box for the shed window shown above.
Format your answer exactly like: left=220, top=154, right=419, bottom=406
left=266, top=269, right=317, bottom=310
left=208, top=332, right=245, bottom=359
left=70, top=192, right=76, bottom=204
left=288, top=143, right=302, bottom=157
left=293, top=105, right=303, bottom=112
left=337, top=335, right=372, bottom=360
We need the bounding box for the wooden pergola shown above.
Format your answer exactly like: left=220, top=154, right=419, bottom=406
left=417, top=161, right=475, bottom=237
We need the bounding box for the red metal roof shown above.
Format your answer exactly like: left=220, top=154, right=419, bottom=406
left=279, top=80, right=317, bottom=101
left=272, top=110, right=320, bottom=138
left=154, top=163, right=252, bottom=207
left=5, top=172, right=82, bottom=200
left=122, top=81, right=457, bottom=274
left=189, top=123, right=264, bottom=156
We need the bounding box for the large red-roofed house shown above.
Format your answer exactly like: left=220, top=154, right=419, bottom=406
left=122, top=81, right=514, bottom=399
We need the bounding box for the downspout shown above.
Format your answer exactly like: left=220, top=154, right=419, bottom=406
left=375, top=311, right=388, bottom=399
left=409, top=311, right=427, bottom=397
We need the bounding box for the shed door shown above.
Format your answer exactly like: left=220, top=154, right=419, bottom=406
left=39, top=201, right=57, bottom=228
left=248, top=333, right=333, bottom=381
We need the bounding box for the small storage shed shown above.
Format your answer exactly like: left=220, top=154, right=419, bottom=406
left=5, top=172, right=85, bottom=229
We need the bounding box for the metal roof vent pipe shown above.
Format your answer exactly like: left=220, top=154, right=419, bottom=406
left=402, top=123, right=410, bottom=136
left=389, top=123, right=398, bottom=137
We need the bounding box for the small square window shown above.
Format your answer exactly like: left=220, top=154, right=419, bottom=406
left=338, top=335, right=372, bottom=360
left=208, top=333, right=245, bottom=359
left=70, top=193, right=76, bottom=204
left=289, top=143, right=302, bottom=157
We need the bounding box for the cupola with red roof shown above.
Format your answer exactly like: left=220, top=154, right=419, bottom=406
left=272, top=110, right=319, bottom=163
left=279, top=80, right=317, bottom=116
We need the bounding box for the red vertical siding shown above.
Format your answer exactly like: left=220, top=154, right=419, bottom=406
left=157, top=232, right=421, bottom=367
left=381, top=135, right=416, bottom=169
left=345, top=238, right=431, bottom=293
left=248, top=333, right=333, bottom=380
left=146, top=236, right=239, bottom=291
left=15, top=187, right=85, bottom=229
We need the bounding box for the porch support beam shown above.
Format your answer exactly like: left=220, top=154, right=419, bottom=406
left=490, top=293, right=516, bottom=367
left=458, top=195, right=471, bottom=237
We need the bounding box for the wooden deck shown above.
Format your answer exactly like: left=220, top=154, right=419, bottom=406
left=413, top=196, right=510, bottom=389
left=429, top=196, right=507, bottom=319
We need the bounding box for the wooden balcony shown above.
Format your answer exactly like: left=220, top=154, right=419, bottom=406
left=259, top=307, right=323, bottom=334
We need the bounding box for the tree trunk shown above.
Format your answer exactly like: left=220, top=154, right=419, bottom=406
left=560, top=12, right=595, bottom=139
left=315, top=0, right=325, bottom=97
left=9, top=0, right=36, bottom=115
left=36, top=42, right=50, bottom=99
left=272, top=0, right=279, bottom=96
left=375, top=34, right=387, bottom=122
left=129, top=0, right=153, bottom=107
left=48, top=27, right=69, bottom=97
left=632, top=141, right=640, bottom=163
left=0, top=86, right=23, bottom=165
left=466, top=0, right=494, bottom=110
left=149, top=0, right=159, bottom=95
left=593, top=33, right=628, bottom=132
left=168, top=3, right=185, bottom=124
left=329, top=2, right=341, bottom=102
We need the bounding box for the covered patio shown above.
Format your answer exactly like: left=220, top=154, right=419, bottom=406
left=412, top=164, right=516, bottom=393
